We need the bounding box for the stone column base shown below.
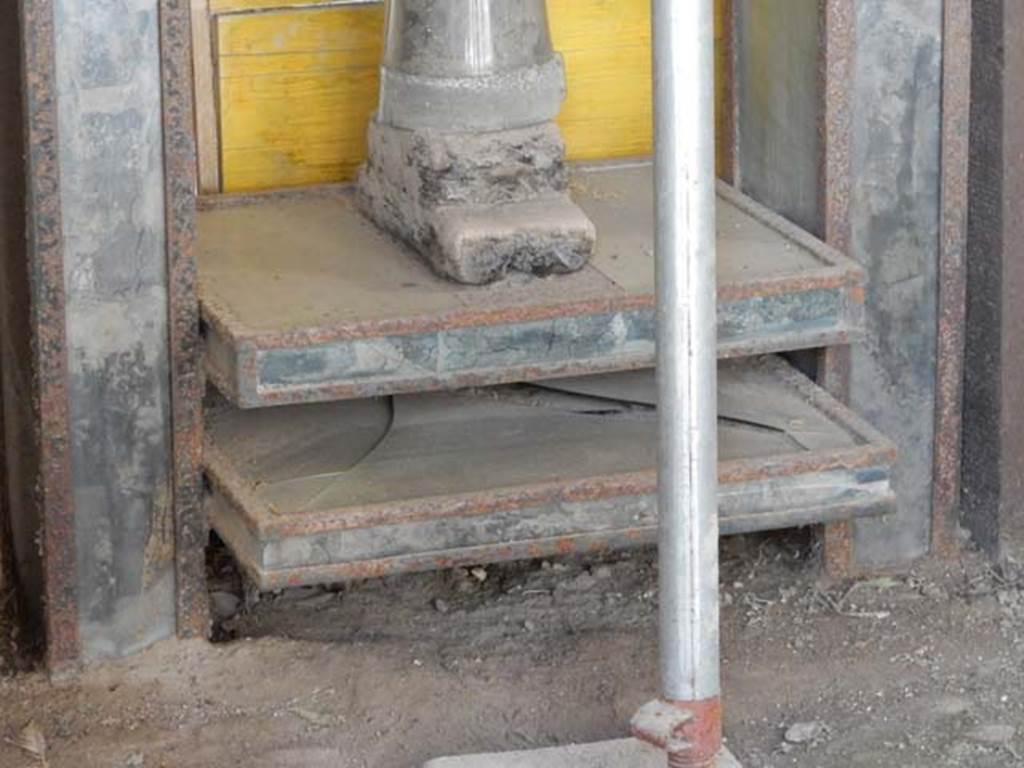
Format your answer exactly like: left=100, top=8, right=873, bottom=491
left=357, top=120, right=595, bottom=285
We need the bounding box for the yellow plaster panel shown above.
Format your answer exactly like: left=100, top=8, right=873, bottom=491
left=217, top=5, right=384, bottom=190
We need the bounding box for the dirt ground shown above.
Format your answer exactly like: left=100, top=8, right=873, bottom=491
left=1, top=531, right=1023, bottom=768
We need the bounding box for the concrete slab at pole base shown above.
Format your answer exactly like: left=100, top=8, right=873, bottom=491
left=422, top=739, right=742, bottom=768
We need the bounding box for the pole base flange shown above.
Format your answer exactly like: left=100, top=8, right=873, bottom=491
left=631, top=698, right=723, bottom=767
left=421, top=739, right=741, bottom=767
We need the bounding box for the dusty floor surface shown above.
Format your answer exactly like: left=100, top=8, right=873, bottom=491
left=1, top=532, right=1023, bottom=768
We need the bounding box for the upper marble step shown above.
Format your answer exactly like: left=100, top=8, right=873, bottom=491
left=199, top=162, right=863, bottom=408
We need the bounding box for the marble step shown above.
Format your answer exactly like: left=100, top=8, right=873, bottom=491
left=204, top=356, right=895, bottom=590
left=199, top=162, right=864, bottom=409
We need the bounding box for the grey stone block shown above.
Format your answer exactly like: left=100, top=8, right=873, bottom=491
left=358, top=121, right=595, bottom=285
left=360, top=120, right=569, bottom=210
left=430, top=196, right=595, bottom=284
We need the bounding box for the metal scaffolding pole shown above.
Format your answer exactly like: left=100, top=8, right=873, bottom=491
left=632, top=0, right=722, bottom=765
left=424, top=1, right=729, bottom=765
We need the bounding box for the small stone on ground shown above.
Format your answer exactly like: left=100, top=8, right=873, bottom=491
left=784, top=721, right=828, bottom=744
left=966, top=724, right=1017, bottom=745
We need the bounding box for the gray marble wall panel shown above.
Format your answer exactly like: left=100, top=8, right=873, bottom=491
left=736, top=1, right=942, bottom=567
left=53, top=0, right=175, bottom=659
left=848, top=0, right=941, bottom=566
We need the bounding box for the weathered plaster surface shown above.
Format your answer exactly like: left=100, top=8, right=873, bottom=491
left=848, top=0, right=941, bottom=566
left=53, top=0, right=175, bottom=659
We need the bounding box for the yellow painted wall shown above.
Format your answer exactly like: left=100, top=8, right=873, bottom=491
left=217, top=5, right=385, bottom=190
left=214, top=0, right=728, bottom=192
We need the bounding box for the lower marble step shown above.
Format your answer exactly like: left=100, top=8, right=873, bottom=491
left=204, top=356, right=896, bottom=590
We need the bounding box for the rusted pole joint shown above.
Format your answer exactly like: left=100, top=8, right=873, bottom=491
left=631, top=697, right=723, bottom=767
